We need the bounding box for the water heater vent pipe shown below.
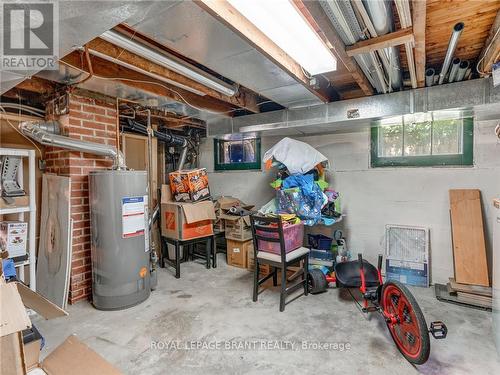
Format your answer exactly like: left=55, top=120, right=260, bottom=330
left=19, top=121, right=126, bottom=169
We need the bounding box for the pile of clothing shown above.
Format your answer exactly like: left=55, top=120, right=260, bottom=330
left=260, top=138, right=341, bottom=226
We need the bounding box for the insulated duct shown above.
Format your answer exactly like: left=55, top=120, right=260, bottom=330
left=438, top=22, right=465, bottom=84
left=320, top=0, right=388, bottom=93
left=19, top=121, right=126, bottom=169
left=448, top=58, right=461, bottom=83
left=456, top=60, right=470, bottom=81
left=361, top=0, right=403, bottom=90
left=425, top=68, right=435, bottom=87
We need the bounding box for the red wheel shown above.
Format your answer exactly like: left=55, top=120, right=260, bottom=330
left=382, top=281, right=430, bottom=364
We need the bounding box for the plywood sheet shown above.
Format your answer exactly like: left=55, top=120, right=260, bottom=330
left=36, top=174, right=71, bottom=308
left=449, top=189, right=489, bottom=286
left=448, top=277, right=492, bottom=297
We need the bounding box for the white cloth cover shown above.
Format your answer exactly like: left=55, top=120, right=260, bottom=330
left=263, top=137, right=328, bottom=174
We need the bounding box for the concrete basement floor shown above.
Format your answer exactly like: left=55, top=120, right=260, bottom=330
left=33, top=256, right=499, bottom=375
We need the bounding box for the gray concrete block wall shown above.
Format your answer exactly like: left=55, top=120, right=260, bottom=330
left=199, top=118, right=500, bottom=284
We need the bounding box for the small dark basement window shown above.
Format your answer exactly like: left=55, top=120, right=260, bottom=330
left=214, top=137, right=261, bottom=171
left=371, top=115, right=473, bottom=167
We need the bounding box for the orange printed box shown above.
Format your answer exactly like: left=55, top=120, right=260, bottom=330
left=169, top=168, right=210, bottom=203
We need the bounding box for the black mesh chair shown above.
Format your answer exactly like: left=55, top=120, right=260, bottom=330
left=250, top=215, right=309, bottom=312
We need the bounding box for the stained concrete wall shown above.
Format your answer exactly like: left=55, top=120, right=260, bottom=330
left=200, top=118, right=500, bottom=284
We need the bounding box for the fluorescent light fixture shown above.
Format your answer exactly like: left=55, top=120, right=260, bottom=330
left=100, top=30, right=237, bottom=97
left=86, top=48, right=207, bottom=96
left=228, top=0, right=337, bottom=75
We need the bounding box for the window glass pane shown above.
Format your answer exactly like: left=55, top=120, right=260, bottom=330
left=404, top=122, right=431, bottom=156
left=219, top=139, right=257, bottom=164
left=379, top=124, right=403, bottom=157
left=432, top=119, right=462, bottom=155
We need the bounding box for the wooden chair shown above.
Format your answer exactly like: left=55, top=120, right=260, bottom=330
left=250, top=215, right=309, bottom=312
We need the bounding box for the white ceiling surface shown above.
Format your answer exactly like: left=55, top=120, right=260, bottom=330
left=0, top=1, right=149, bottom=94
left=124, top=1, right=323, bottom=108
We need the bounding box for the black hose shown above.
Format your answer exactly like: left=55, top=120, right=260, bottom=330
left=122, top=119, right=187, bottom=147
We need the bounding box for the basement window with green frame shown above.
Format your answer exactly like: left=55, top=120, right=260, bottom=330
left=370, top=113, right=473, bottom=167
left=214, top=137, right=261, bottom=171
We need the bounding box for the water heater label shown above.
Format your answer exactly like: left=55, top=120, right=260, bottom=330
left=122, top=196, right=146, bottom=239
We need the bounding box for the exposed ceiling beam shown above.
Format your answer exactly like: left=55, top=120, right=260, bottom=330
left=299, top=0, right=374, bottom=96
left=412, top=0, right=426, bottom=87
left=478, top=10, right=500, bottom=76
left=86, top=37, right=260, bottom=113
left=8, top=77, right=56, bottom=96
left=61, top=51, right=240, bottom=116
left=194, top=0, right=331, bottom=103
left=346, top=28, right=414, bottom=57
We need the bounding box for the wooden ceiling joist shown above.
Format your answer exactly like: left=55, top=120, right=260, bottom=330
left=346, top=28, right=414, bottom=57
left=61, top=51, right=240, bottom=116
left=194, top=0, right=331, bottom=103
left=412, top=0, right=427, bottom=87
left=300, top=0, right=374, bottom=96
left=86, top=37, right=260, bottom=114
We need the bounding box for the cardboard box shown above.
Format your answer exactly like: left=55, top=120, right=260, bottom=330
left=220, top=214, right=253, bottom=241
left=0, top=221, right=28, bottom=260
left=160, top=185, right=216, bottom=240
left=0, top=280, right=123, bottom=374
left=247, top=244, right=271, bottom=276
left=169, top=168, right=210, bottom=203
left=226, top=239, right=253, bottom=268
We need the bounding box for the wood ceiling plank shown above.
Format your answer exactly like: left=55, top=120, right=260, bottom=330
left=345, top=27, right=414, bottom=57
left=423, top=0, right=500, bottom=70
left=194, top=0, right=331, bottom=103
left=412, top=0, right=426, bottom=87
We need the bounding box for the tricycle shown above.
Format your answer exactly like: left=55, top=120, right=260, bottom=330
left=308, top=253, right=447, bottom=364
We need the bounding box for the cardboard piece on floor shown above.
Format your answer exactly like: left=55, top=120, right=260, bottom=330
left=37, top=174, right=72, bottom=308
left=449, top=189, right=489, bottom=286
left=38, top=335, right=123, bottom=375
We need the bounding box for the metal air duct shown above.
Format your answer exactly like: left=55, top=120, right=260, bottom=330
left=361, top=0, right=403, bottom=90
left=438, top=22, right=465, bottom=84
left=456, top=60, right=470, bottom=81
left=19, top=121, right=126, bottom=169
left=425, top=68, right=435, bottom=87
left=320, top=0, right=387, bottom=93
left=448, top=58, right=461, bottom=82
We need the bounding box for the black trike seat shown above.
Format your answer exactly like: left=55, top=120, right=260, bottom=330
left=334, top=260, right=380, bottom=288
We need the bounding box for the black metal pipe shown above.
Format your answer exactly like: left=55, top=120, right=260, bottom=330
left=122, top=119, right=187, bottom=147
